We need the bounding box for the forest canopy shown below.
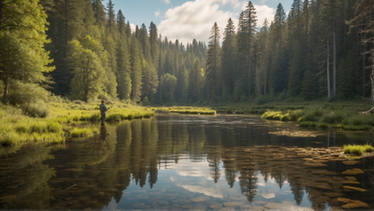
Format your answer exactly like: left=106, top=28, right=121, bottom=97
left=0, top=0, right=373, bottom=107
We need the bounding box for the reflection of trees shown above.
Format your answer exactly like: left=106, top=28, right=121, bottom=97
left=2, top=116, right=373, bottom=209
left=0, top=144, right=56, bottom=208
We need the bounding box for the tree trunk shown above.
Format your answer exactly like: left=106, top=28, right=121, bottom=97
left=264, top=68, right=267, bottom=95
left=2, top=78, right=9, bottom=104
left=371, top=55, right=374, bottom=105
left=333, top=32, right=336, bottom=98
left=363, top=53, right=366, bottom=96
left=0, top=0, right=3, bottom=31
left=327, top=40, right=331, bottom=100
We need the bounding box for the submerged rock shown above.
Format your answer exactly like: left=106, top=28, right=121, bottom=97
left=342, top=200, right=369, bottom=209
left=342, top=160, right=359, bottom=165
left=343, top=185, right=367, bottom=192
left=342, top=168, right=364, bottom=175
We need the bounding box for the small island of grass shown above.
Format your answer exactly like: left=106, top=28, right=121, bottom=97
left=343, top=144, right=374, bottom=156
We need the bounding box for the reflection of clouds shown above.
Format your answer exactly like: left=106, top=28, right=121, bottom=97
left=261, top=193, right=275, bottom=199
left=180, top=185, right=223, bottom=199
left=174, top=159, right=214, bottom=180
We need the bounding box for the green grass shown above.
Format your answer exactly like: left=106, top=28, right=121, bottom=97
left=154, top=106, right=216, bottom=115
left=0, top=100, right=154, bottom=147
left=259, top=102, right=374, bottom=131
left=343, top=145, right=374, bottom=156
left=70, top=127, right=98, bottom=138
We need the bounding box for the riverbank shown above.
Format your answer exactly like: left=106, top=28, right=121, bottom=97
left=153, top=106, right=216, bottom=115
left=214, top=101, right=374, bottom=131
left=0, top=100, right=154, bottom=147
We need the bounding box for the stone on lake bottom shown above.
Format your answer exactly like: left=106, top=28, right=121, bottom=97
left=343, top=185, right=367, bottom=192
left=342, top=168, right=364, bottom=175
left=341, top=200, right=369, bottom=209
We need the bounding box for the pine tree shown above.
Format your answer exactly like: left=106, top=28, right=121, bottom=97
left=348, top=0, right=374, bottom=107
left=149, top=22, right=159, bottom=66
left=130, top=36, right=143, bottom=102
left=221, top=18, right=237, bottom=100
left=287, top=0, right=305, bottom=96
left=206, top=22, right=221, bottom=101
left=107, top=0, right=115, bottom=32
left=92, top=0, right=106, bottom=26
left=236, top=1, right=257, bottom=101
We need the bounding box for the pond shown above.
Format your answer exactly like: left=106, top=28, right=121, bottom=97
left=0, top=114, right=373, bottom=210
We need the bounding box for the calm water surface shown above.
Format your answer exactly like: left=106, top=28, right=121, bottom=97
left=0, top=114, right=373, bottom=210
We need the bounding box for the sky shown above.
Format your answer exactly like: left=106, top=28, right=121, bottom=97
left=103, top=0, right=293, bottom=44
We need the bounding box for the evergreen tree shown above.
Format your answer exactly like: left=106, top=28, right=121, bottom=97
left=221, top=18, right=237, bottom=100
left=130, top=36, right=143, bottom=102
left=107, top=0, right=115, bottom=32
left=116, top=38, right=131, bottom=100
left=92, top=0, right=106, bottom=26
left=149, top=22, right=159, bottom=66
left=206, top=22, right=221, bottom=101
left=348, top=0, right=374, bottom=106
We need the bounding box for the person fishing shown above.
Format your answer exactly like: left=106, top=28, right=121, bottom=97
left=99, top=100, right=108, bottom=124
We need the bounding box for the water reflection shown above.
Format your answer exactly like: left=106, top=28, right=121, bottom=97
left=0, top=114, right=373, bottom=209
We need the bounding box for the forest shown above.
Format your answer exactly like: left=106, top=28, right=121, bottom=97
left=0, top=0, right=373, bottom=108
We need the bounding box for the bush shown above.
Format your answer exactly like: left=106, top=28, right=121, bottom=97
left=299, top=108, right=323, bottom=122
left=289, top=110, right=304, bottom=121
left=23, top=103, right=49, bottom=118
left=321, top=111, right=344, bottom=124
left=7, top=82, right=49, bottom=106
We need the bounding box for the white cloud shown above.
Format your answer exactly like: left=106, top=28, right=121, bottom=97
left=130, top=23, right=136, bottom=33
left=254, top=4, right=275, bottom=26
left=163, top=0, right=170, bottom=4
left=158, top=0, right=274, bottom=44
left=155, top=10, right=161, bottom=17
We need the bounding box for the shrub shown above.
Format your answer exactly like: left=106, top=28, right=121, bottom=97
left=321, top=111, right=344, bottom=124
left=7, top=82, right=49, bottom=106
left=299, top=108, right=323, bottom=122
left=23, top=103, right=49, bottom=118
left=289, top=110, right=304, bottom=121
left=261, top=111, right=284, bottom=120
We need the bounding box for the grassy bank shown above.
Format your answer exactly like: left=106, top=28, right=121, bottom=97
left=153, top=106, right=216, bottom=115
left=261, top=106, right=374, bottom=131
left=0, top=100, right=154, bottom=147
left=215, top=101, right=373, bottom=131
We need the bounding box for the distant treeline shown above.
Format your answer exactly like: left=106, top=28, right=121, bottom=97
left=206, top=0, right=374, bottom=103
left=0, top=0, right=206, bottom=105
left=0, top=0, right=373, bottom=106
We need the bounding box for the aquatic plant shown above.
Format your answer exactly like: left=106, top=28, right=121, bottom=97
left=343, top=145, right=374, bottom=156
